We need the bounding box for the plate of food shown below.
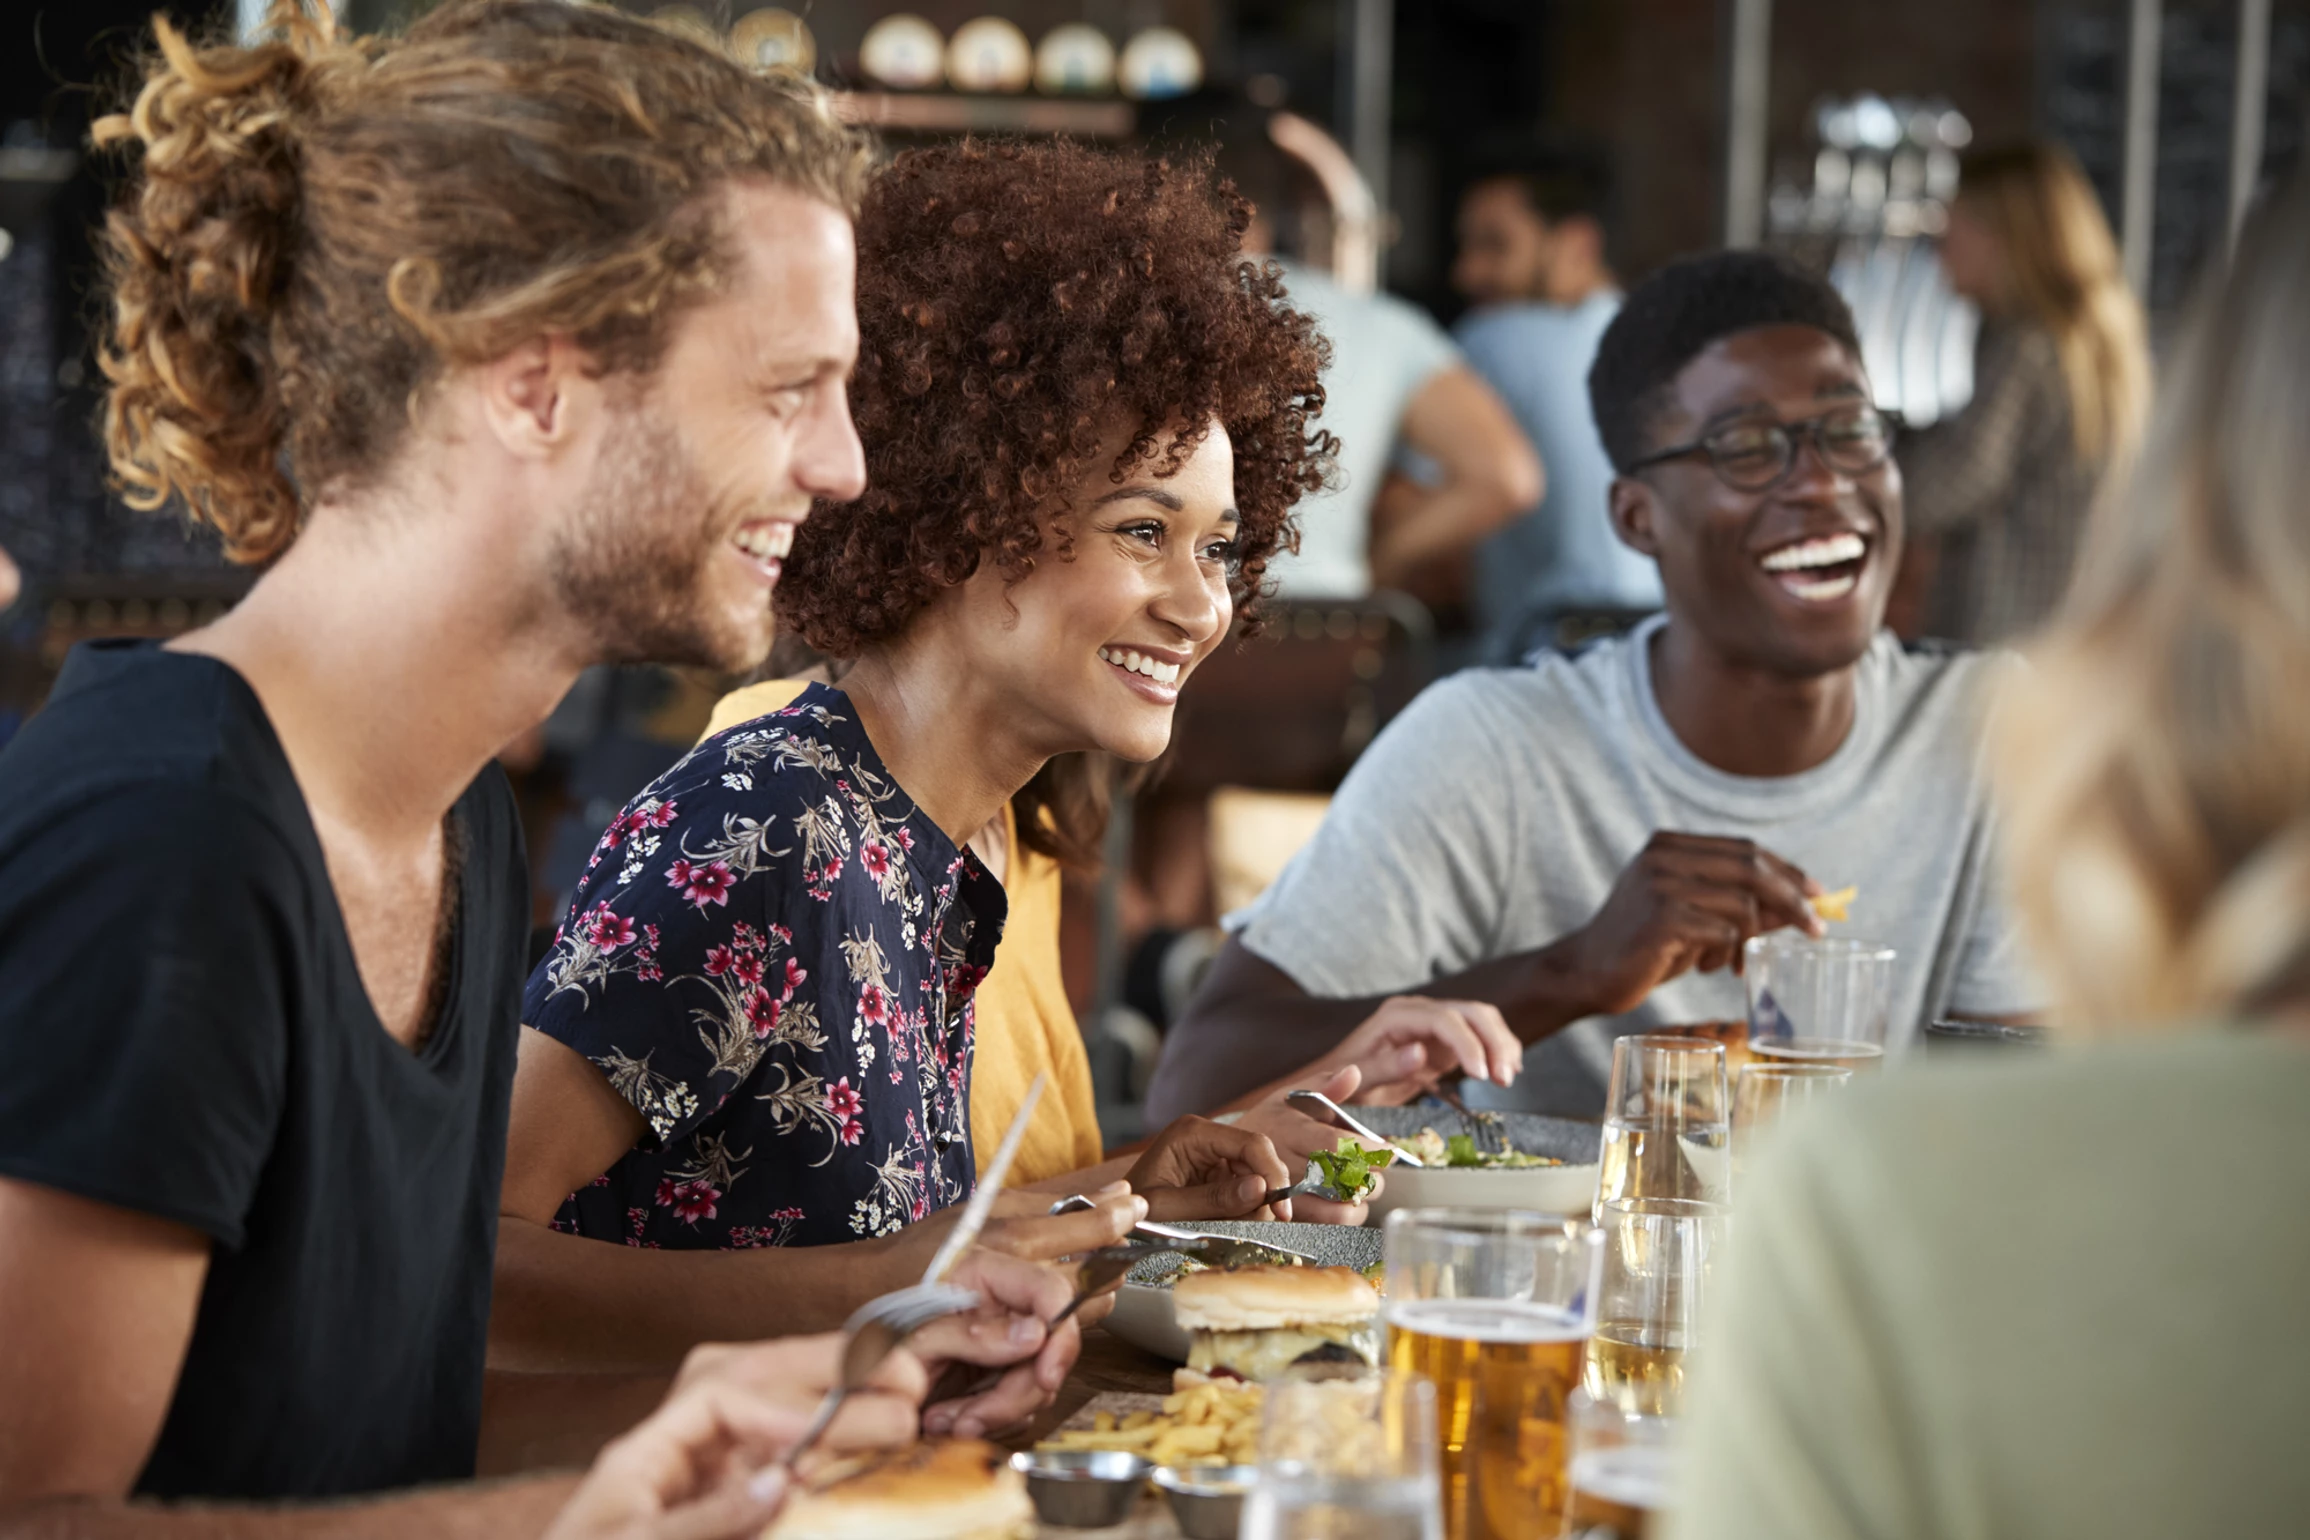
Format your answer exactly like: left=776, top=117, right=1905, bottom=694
left=1104, top=1222, right=1382, bottom=1365
left=1349, top=1102, right=1602, bottom=1222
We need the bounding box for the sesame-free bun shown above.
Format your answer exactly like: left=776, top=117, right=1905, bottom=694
left=764, top=1439, right=1033, bottom=1540
left=1172, top=1265, right=1380, bottom=1332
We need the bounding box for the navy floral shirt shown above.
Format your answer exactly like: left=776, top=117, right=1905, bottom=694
left=523, top=685, right=1005, bottom=1249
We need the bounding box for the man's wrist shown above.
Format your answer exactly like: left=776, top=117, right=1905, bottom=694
left=1509, top=938, right=1602, bottom=1041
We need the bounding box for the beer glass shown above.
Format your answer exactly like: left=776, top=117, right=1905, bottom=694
left=1744, top=935, right=1896, bottom=1070
left=1595, top=1035, right=1730, bottom=1218
left=1242, top=1363, right=1444, bottom=1540
left=1560, top=1392, right=1675, bottom=1539
left=1729, top=1062, right=1851, bottom=1197
left=1583, top=1197, right=1725, bottom=1418
left=1382, top=1209, right=1604, bottom=1540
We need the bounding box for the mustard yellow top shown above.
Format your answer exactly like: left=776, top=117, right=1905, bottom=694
left=702, top=681, right=1105, bottom=1186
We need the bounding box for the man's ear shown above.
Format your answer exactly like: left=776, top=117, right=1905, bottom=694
left=1609, top=475, right=1662, bottom=557
left=476, top=336, right=599, bottom=461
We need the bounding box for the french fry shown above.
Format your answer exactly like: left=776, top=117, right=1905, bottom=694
left=1809, top=885, right=1857, bottom=923
left=1040, top=1381, right=1265, bottom=1469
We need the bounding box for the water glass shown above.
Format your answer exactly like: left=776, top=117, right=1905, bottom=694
left=1242, top=1363, right=1444, bottom=1540
left=1582, top=1197, right=1726, bottom=1418
left=1560, top=1391, right=1677, bottom=1539
left=1743, top=935, right=1896, bottom=1070
left=1383, top=1209, right=1604, bottom=1540
left=1595, top=1035, right=1730, bottom=1217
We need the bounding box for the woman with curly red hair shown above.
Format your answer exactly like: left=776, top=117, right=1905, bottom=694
left=498, top=140, right=1521, bottom=1397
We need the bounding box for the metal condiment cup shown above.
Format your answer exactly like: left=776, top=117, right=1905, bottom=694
left=1151, top=1463, right=1257, bottom=1540
left=1008, top=1448, right=1150, bottom=1528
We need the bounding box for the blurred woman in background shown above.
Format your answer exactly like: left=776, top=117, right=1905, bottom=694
left=1899, top=140, right=2150, bottom=644
left=1668, top=166, right=2310, bottom=1539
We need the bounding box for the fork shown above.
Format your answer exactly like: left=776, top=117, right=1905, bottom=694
left=1428, top=1081, right=1510, bottom=1157
left=1285, top=1088, right=1428, bottom=1167
left=778, top=1280, right=980, bottom=1475
left=1047, top=1241, right=1173, bottom=1330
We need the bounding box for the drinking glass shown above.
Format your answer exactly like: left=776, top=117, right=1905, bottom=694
left=1743, top=935, right=1896, bottom=1070
left=1582, top=1197, right=1726, bottom=1418
left=1241, top=1363, right=1444, bottom=1540
left=1382, top=1209, right=1605, bottom=1540
left=1594, top=1035, right=1730, bottom=1218
left=1560, top=1392, right=1676, bottom=1539
left=1649, top=1020, right=1753, bottom=1077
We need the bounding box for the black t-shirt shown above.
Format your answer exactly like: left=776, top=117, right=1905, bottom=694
left=0, top=642, right=527, bottom=1500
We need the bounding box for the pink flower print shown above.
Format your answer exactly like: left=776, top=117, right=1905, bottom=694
left=733, top=922, right=762, bottom=951
left=644, top=924, right=661, bottom=947
left=704, top=945, right=737, bottom=977
left=643, top=801, right=679, bottom=829
left=825, top=1077, right=864, bottom=1121
left=666, top=858, right=736, bottom=910
left=744, top=988, right=782, bottom=1040
left=770, top=924, right=793, bottom=945
left=782, top=957, right=808, bottom=997
left=636, top=961, right=663, bottom=982
left=858, top=984, right=889, bottom=1026
left=860, top=839, right=892, bottom=882
left=656, top=1179, right=721, bottom=1225
left=837, top=1115, right=866, bottom=1147
left=599, top=810, right=641, bottom=851
left=733, top=952, right=765, bottom=988
left=584, top=905, right=636, bottom=949
left=893, top=827, right=915, bottom=852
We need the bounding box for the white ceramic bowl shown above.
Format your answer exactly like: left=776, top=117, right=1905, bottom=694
left=1346, top=1105, right=1602, bottom=1224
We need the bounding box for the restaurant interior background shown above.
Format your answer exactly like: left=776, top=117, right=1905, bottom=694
left=3, top=0, right=2303, bottom=1137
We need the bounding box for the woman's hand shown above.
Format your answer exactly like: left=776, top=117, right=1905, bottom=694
left=914, top=1248, right=1085, bottom=1440
left=544, top=1335, right=924, bottom=1540
left=1124, top=1116, right=1295, bottom=1223
left=1302, top=995, right=1523, bottom=1107
left=1232, top=1067, right=1382, bottom=1225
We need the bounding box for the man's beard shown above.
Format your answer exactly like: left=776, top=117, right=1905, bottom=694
left=550, top=402, right=776, bottom=672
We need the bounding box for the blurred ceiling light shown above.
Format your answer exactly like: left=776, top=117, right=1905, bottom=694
left=860, top=14, right=946, bottom=91
left=1118, top=27, right=1203, bottom=100
left=730, top=8, right=816, bottom=75
left=948, top=17, right=1033, bottom=94
left=1034, top=23, right=1116, bottom=96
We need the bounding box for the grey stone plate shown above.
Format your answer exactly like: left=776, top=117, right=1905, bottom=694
left=1111, top=1221, right=1384, bottom=1364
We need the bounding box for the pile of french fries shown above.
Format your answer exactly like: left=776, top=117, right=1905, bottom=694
left=1035, top=1379, right=1264, bottom=1469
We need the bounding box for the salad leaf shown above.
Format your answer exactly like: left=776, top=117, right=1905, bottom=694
left=1445, top=1134, right=1483, bottom=1168
left=1308, top=1137, right=1396, bottom=1201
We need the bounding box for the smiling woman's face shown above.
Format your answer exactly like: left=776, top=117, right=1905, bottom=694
left=925, top=418, right=1240, bottom=765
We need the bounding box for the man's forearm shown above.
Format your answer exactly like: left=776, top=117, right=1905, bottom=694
left=1368, top=479, right=1522, bottom=590
left=490, top=1217, right=902, bottom=1374
left=1148, top=939, right=1601, bottom=1121
left=0, top=1475, right=579, bottom=1540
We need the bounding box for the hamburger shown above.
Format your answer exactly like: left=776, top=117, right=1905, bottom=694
left=764, top=1439, right=1033, bottom=1540
left=1171, top=1264, right=1382, bottom=1382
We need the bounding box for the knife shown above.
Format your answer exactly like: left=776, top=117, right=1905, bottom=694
left=920, top=1071, right=1045, bottom=1286
left=1045, top=1195, right=1319, bottom=1268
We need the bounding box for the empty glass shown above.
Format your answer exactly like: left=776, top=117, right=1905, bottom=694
left=1583, top=1197, right=1727, bottom=1419
left=1242, top=1363, right=1444, bottom=1540
left=1595, top=1035, right=1730, bottom=1218
left=1560, top=1391, right=1677, bottom=1539
left=1743, top=935, right=1897, bottom=1071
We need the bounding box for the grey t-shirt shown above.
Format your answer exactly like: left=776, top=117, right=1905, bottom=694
left=1230, top=614, right=2042, bottom=1115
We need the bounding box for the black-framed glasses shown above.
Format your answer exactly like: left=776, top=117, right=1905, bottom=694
left=1628, top=404, right=1903, bottom=493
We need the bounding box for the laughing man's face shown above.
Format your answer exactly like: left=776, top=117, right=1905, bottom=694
left=1611, top=323, right=1902, bottom=677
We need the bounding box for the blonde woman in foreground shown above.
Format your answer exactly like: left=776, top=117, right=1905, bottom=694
left=1667, top=167, right=2310, bottom=1538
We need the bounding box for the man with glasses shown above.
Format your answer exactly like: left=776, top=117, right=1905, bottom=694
left=1147, top=250, right=2042, bottom=1119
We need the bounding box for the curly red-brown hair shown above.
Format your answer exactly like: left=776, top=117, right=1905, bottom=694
left=777, top=137, right=1334, bottom=657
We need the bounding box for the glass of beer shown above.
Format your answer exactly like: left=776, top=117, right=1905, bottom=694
left=1583, top=1196, right=1726, bottom=1418
left=1382, top=1209, right=1605, bottom=1540
left=1729, top=1062, right=1851, bottom=1196
left=1595, top=1035, right=1730, bottom=1218
left=1243, top=1363, right=1444, bottom=1540
left=1744, top=934, right=1896, bottom=1070
left=1560, top=1392, right=1675, bottom=1539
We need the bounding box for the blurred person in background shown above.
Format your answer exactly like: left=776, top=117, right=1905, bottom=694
left=1149, top=251, right=2041, bottom=1122
left=1217, top=112, right=1540, bottom=601
left=0, top=2, right=1038, bottom=1532
left=1898, top=140, right=2151, bottom=643
left=1451, top=147, right=1662, bottom=655
left=1669, top=164, right=2310, bottom=1540
left=497, top=142, right=1515, bottom=1403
